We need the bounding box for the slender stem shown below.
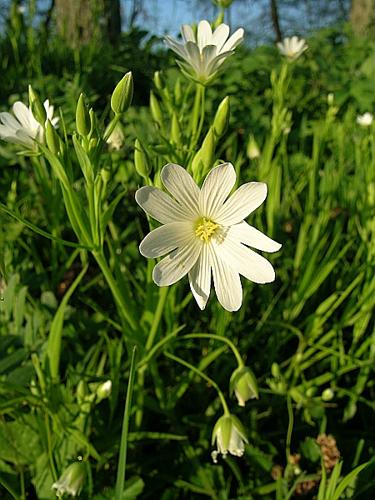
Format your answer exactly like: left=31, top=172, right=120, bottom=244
left=0, top=476, right=19, bottom=499
left=181, top=333, right=244, bottom=367
left=164, top=351, right=230, bottom=415
left=45, top=414, right=58, bottom=481
left=285, top=394, right=294, bottom=463
left=145, top=287, right=169, bottom=351
left=93, top=250, right=137, bottom=332
left=115, top=346, right=137, bottom=500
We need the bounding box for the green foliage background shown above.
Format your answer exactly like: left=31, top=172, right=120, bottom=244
left=0, top=3, right=374, bottom=499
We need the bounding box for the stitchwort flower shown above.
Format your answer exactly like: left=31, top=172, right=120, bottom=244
left=52, top=461, right=86, bottom=497
left=277, top=36, right=308, bottom=60
left=356, top=112, right=373, bottom=127
left=0, top=99, right=58, bottom=148
left=164, top=20, right=244, bottom=83
left=136, top=163, right=281, bottom=311
left=211, top=414, right=248, bottom=463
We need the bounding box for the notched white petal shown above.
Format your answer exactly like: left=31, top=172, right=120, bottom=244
left=139, top=222, right=194, bottom=258
left=161, top=163, right=200, bottom=216
left=135, top=186, right=190, bottom=224
left=216, top=182, right=267, bottom=225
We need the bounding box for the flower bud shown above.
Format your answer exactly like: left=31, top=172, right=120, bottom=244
left=28, top=85, right=46, bottom=125
left=52, top=461, right=86, bottom=497
left=215, top=0, right=234, bottom=8
left=192, top=127, right=215, bottom=178
left=76, top=94, right=90, bottom=136
left=171, top=113, right=181, bottom=144
left=134, top=139, right=150, bottom=180
left=111, top=72, right=133, bottom=115
left=150, top=92, right=164, bottom=129
left=96, top=380, right=112, bottom=400
left=230, top=366, right=258, bottom=406
left=174, top=78, right=182, bottom=106
left=246, top=135, right=260, bottom=159
left=321, top=388, right=334, bottom=402
left=213, top=96, right=230, bottom=138
left=106, top=124, right=124, bottom=151
left=211, top=414, right=248, bottom=463
left=45, top=120, right=60, bottom=155
left=153, top=71, right=163, bottom=91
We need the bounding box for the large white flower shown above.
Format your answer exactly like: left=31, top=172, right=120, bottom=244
left=136, top=163, right=281, bottom=312
left=0, top=99, right=58, bottom=148
left=277, top=36, right=308, bottom=60
left=164, top=20, right=244, bottom=82
left=356, top=112, right=373, bottom=127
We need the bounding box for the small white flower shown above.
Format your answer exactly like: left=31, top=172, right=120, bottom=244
left=164, top=20, right=244, bottom=82
left=136, top=163, right=281, bottom=312
left=211, top=414, right=248, bottom=463
left=52, top=462, right=86, bottom=497
left=356, top=112, right=373, bottom=127
left=0, top=99, right=58, bottom=148
left=277, top=36, right=308, bottom=60
left=96, top=380, right=112, bottom=400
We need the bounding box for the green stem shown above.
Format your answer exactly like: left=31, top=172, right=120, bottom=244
left=93, top=250, right=137, bottom=332
left=181, top=333, right=244, bottom=367
left=145, top=287, right=169, bottom=351
left=285, top=394, right=294, bottom=463
left=164, top=351, right=230, bottom=415
left=115, top=346, right=137, bottom=500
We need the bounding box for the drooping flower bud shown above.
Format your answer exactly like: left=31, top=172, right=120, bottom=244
left=111, top=72, right=133, bottom=115
left=52, top=461, right=86, bottom=497
left=76, top=94, right=90, bottom=137
left=211, top=414, right=248, bottom=463
left=230, top=366, right=258, bottom=406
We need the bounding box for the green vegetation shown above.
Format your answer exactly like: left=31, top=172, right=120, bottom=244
left=0, top=3, right=374, bottom=499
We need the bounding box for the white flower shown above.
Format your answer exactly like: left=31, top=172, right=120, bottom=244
left=277, top=36, right=308, bottom=60
left=164, top=20, right=244, bottom=82
left=0, top=99, right=58, bottom=148
left=96, top=380, right=112, bottom=400
left=211, top=414, right=248, bottom=463
left=106, top=124, right=124, bottom=150
left=356, top=112, right=373, bottom=127
left=136, top=163, right=281, bottom=312
left=52, top=462, right=86, bottom=497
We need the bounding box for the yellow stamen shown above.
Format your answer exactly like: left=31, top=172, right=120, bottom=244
left=195, top=217, right=219, bottom=243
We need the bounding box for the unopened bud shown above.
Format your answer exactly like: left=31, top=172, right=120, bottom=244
left=134, top=139, right=150, bottom=180
left=76, top=94, right=90, bottom=136
left=230, top=366, right=258, bottom=406
left=171, top=113, right=181, bottom=144
left=154, top=71, right=163, bottom=91
left=174, top=78, right=182, bottom=105
left=321, top=388, right=334, bottom=402
left=247, top=135, right=260, bottom=159
left=150, top=92, right=164, bottom=129
left=28, top=85, right=46, bottom=125
left=96, top=380, right=112, bottom=400
left=45, top=120, right=60, bottom=154
left=192, top=127, right=215, bottom=178
left=213, top=96, right=230, bottom=137
left=111, top=72, right=133, bottom=115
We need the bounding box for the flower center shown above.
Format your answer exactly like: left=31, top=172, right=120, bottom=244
left=195, top=217, right=219, bottom=243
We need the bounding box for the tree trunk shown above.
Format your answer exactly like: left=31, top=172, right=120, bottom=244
left=270, top=0, right=282, bottom=42
left=54, top=0, right=121, bottom=48
left=350, top=0, right=375, bottom=37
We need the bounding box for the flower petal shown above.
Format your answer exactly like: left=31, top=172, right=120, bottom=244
left=209, top=244, right=242, bottom=311
left=188, top=244, right=211, bottom=309
left=216, top=182, right=267, bottom=225
left=199, top=163, right=236, bottom=219
left=181, top=24, right=195, bottom=43
left=197, top=20, right=212, bottom=51
left=0, top=111, right=20, bottom=131
left=228, top=221, right=282, bottom=253
left=212, top=24, right=230, bottom=51
left=213, top=236, right=276, bottom=284
left=13, top=102, right=36, bottom=129
left=221, top=28, right=244, bottom=52
left=139, top=222, right=194, bottom=258
left=153, top=238, right=202, bottom=287
left=164, top=36, right=188, bottom=59
left=161, top=163, right=200, bottom=218
left=135, top=186, right=191, bottom=224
